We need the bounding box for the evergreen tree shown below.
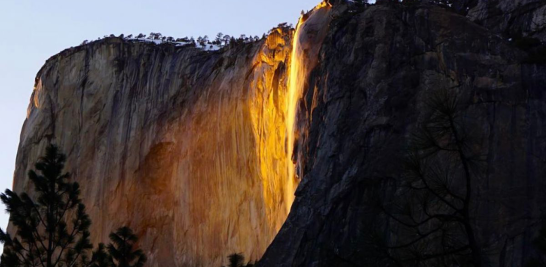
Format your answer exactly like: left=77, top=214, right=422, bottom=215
left=107, top=227, right=146, bottom=267
left=222, top=35, right=231, bottom=46
left=381, top=89, right=483, bottom=266
left=215, top=33, right=224, bottom=45
left=222, top=253, right=254, bottom=267
left=89, top=243, right=112, bottom=267
left=0, top=144, right=93, bottom=267
left=227, top=253, right=244, bottom=267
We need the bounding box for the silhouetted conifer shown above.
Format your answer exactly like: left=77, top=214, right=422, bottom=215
left=227, top=253, right=244, bottom=267
left=0, top=144, right=94, bottom=267
left=107, top=227, right=146, bottom=267
left=89, top=243, right=113, bottom=267
left=380, top=89, right=483, bottom=266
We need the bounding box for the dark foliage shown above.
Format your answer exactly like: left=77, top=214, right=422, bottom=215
left=380, top=90, right=483, bottom=267
left=228, top=253, right=244, bottom=267
left=221, top=253, right=254, bottom=267
left=107, top=227, right=146, bottom=267
left=84, top=30, right=263, bottom=51
left=89, top=243, right=112, bottom=267
left=0, top=144, right=94, bottom=267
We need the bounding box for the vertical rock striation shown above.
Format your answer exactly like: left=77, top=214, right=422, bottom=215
left=14, top=28, right=295, bottom=267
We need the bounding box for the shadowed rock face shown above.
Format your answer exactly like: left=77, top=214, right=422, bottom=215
left=10, top=0, right=546, bottom=267
left=468, top=0, right=546, bottom=41
left=259, top=2, right=546, bottom=267
left=14, top=29, right=296, bottom=267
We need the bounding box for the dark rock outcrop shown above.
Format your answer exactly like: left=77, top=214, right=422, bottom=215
left=260, top=1, right=546, bottom=266
left=468, top=0, right=546, bottom=41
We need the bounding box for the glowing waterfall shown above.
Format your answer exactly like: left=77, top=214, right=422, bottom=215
left=285, top=17, right=304, bottom=211
left=285, top=2, right=331, bottom=212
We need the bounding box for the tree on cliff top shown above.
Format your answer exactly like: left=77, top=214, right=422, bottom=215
left=0, top=144, right=94, bottom=267
left=107, top=227, right=146, bottom=267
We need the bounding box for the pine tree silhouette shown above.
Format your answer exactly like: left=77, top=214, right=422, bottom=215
left=107, top=227, right=146, bottom=267
left=0, top=144, right=94, bottom=267
left=227, top=253, right=244, bottom=267
left=380, top=89, right=483, bottom=266
left=89, top=243, right=113, bottom=267
left=221, top=253, right=256, bottom=267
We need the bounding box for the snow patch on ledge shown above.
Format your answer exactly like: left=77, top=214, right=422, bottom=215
left=126, top=38, right=222, bottom=51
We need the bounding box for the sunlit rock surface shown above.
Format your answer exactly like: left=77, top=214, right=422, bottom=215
left=14, top=28, right=294, bottom=267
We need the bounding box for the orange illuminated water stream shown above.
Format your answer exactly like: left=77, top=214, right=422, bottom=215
left=285, top=18, right=304, bottom=212
left=285, top=2, right=331, bottom=213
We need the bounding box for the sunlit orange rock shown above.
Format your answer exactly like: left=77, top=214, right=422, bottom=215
left=12, top=27, right=295, bottom=267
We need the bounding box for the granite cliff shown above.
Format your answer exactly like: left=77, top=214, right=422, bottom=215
left=261, top=0, right=546, bottom=266
left=15, top=25, right=295, bottom=267
left=10, top=0, right=546, bottom=266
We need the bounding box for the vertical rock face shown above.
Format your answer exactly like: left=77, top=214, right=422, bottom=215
left=260, top=2, right=546, bottom=267
left=15, top=28, right=295, bottom=267
left=11, top=1, right=546, bottom=267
